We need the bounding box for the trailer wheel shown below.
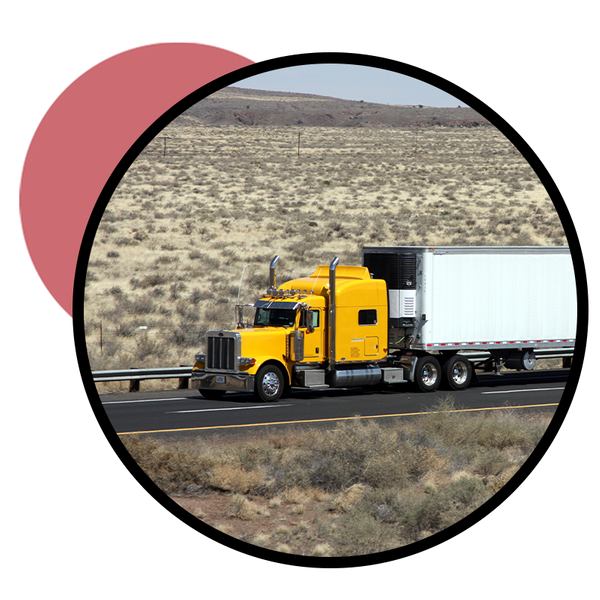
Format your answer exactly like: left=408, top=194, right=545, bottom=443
left=414, top=356, right=441, bottom=392
left=442, top=355, right=472, bottom=391
left=255, top=364, right=284, bottom=402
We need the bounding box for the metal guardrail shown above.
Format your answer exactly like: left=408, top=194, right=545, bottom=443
left=93, top=366, right=193, bottom=392
left=92, top=348, right=574, bottom=392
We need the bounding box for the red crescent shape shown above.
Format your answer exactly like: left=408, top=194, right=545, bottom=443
left=17, top=40, right=256, bottom=321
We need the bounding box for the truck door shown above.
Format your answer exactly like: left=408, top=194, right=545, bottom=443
left=302, top=309, right=323, bottom=361
left=365, top=336, right=380, bottom=356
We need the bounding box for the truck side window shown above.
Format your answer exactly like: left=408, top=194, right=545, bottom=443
left=358, top=309, right=377, bottom=325
left=300, top=309, right=319, bottom=329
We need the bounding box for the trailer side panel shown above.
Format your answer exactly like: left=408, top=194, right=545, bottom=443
left=363, top=246, right=576, bottom=351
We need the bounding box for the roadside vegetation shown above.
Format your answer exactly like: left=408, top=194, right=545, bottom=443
left=121, top=398, right=553, bottom=557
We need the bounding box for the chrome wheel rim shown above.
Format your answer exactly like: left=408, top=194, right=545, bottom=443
left=422, top=363, right=438, bottom=386
left=451, top=362, right=468, bottom=385
left=262, top=371, right=280, bottom=397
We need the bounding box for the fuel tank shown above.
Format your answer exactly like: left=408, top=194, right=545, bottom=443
left=327, top=365, right=382, bottom=387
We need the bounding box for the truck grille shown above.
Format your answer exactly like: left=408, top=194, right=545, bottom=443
left=206, top=333, right=238, bottom=370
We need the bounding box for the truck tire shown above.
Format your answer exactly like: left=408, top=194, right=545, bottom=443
left=442, top=354, right=472, bottom=390
left=255, top=364, right=285, bottom=402
left=414, top=355, right=441, bottom=392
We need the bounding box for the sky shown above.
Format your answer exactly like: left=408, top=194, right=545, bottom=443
left=232, top=63, right=466, bottom=108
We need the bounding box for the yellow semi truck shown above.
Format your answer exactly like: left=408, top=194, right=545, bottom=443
left=191, top=247, right=576, bottom=401
left=191, top=256, right=396, bottom=401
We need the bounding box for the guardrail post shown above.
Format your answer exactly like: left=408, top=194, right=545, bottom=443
left=129, top=379, right=140, bottom=392
left=177, top=365, right=190, bottom=389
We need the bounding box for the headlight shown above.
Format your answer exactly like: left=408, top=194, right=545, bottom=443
left=195, top=354, right=206, bottom=362
left=238, top=357, right=256, bottom=366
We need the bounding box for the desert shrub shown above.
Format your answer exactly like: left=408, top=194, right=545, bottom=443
left=272, top=419, right=438, bottom=493
left=174, top=300, right=198, bottom=320
left=134, top=336, right=167, bottom=361
left=423, top=416, right=541, bottom=478
left=98, top=339, right=121, bottom=358
left=472, top=448, right=512, bottom=477
left=446, top=475, right=488, bottom=507
left=114, top=236, right=138, bottom=247
left=132, top=274, right=171, bottom=289
left=312, top=544, right=333, bottom=557
left=229, top=494, right=259, bottom=520
left=115, top=322, right=135, bottom=337
left=163, top=319, right=204, bottom=348
left=235, top=442, right=275, bottom=471
left=470, top=416, right=535, bottom=451
left=210, top=464, right=266, bottom=494
left=130, top=295, right=156, bottom=316
left=360, top=476, right=491, bottom=543
left=334, top=510, right=400, bottom=556
left=400, top=490, right=452, bottom=541
left=154, top=254, right=179, bottom=265
left=301, top=420, right=398, bottom=491
left=204, top=303, right=234, bottom=325
left=170, top=282, right=188, bottom=300
left=356, top=487, right=405, bottom=523
left=120, top=436, right=213, bottom=493
left=416, top=398, right=545, bottom=461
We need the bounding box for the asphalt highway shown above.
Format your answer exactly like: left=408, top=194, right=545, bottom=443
left=98, top=369, right=570, bottom=439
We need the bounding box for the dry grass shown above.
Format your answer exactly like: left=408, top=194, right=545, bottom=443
left=84, top=121, right=566, bottom=383
left=121, top=400, right=554, bottom=557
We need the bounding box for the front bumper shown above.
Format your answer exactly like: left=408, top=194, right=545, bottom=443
left=191, top=370, right=255, bottom=393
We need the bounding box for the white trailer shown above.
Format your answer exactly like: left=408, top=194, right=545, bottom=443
left=362, top=246, right=576, bottom=391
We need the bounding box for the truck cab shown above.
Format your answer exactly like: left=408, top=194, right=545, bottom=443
left=191, top=256, right=389, bottom=401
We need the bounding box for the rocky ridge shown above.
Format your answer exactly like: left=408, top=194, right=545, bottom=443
left=179, top=86, right=490, bottom=129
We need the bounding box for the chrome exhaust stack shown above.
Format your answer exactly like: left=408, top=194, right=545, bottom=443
left=328, top=257, right=339, bottom=373
left=269, top=255, right=280, bottom=291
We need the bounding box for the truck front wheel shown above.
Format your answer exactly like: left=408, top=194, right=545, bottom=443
left=414, top=356, right=441, bottom=392
left=255, top=364, right=285, bottom=402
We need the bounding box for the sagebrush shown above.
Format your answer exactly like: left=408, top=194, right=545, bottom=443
left=121, top=399, right=553, bottom=556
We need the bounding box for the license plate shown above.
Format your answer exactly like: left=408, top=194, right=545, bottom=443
left=216, top=376, right=225, bottom=383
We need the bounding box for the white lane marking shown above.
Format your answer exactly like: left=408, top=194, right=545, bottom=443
left=167, top=404, right=293, bottom=414
left=482, top=387, right=565, bottom=395
left=103, top=397, right=190, bottom=405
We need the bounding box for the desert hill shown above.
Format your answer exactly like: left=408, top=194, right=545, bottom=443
left=178, top=86, right=490, bottom=129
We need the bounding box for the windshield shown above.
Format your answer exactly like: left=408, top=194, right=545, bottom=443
left=254, top=308, right=297, bottom=328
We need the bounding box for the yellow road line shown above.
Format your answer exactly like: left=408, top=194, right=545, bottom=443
left=116, top=402, right=559, bottom=436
